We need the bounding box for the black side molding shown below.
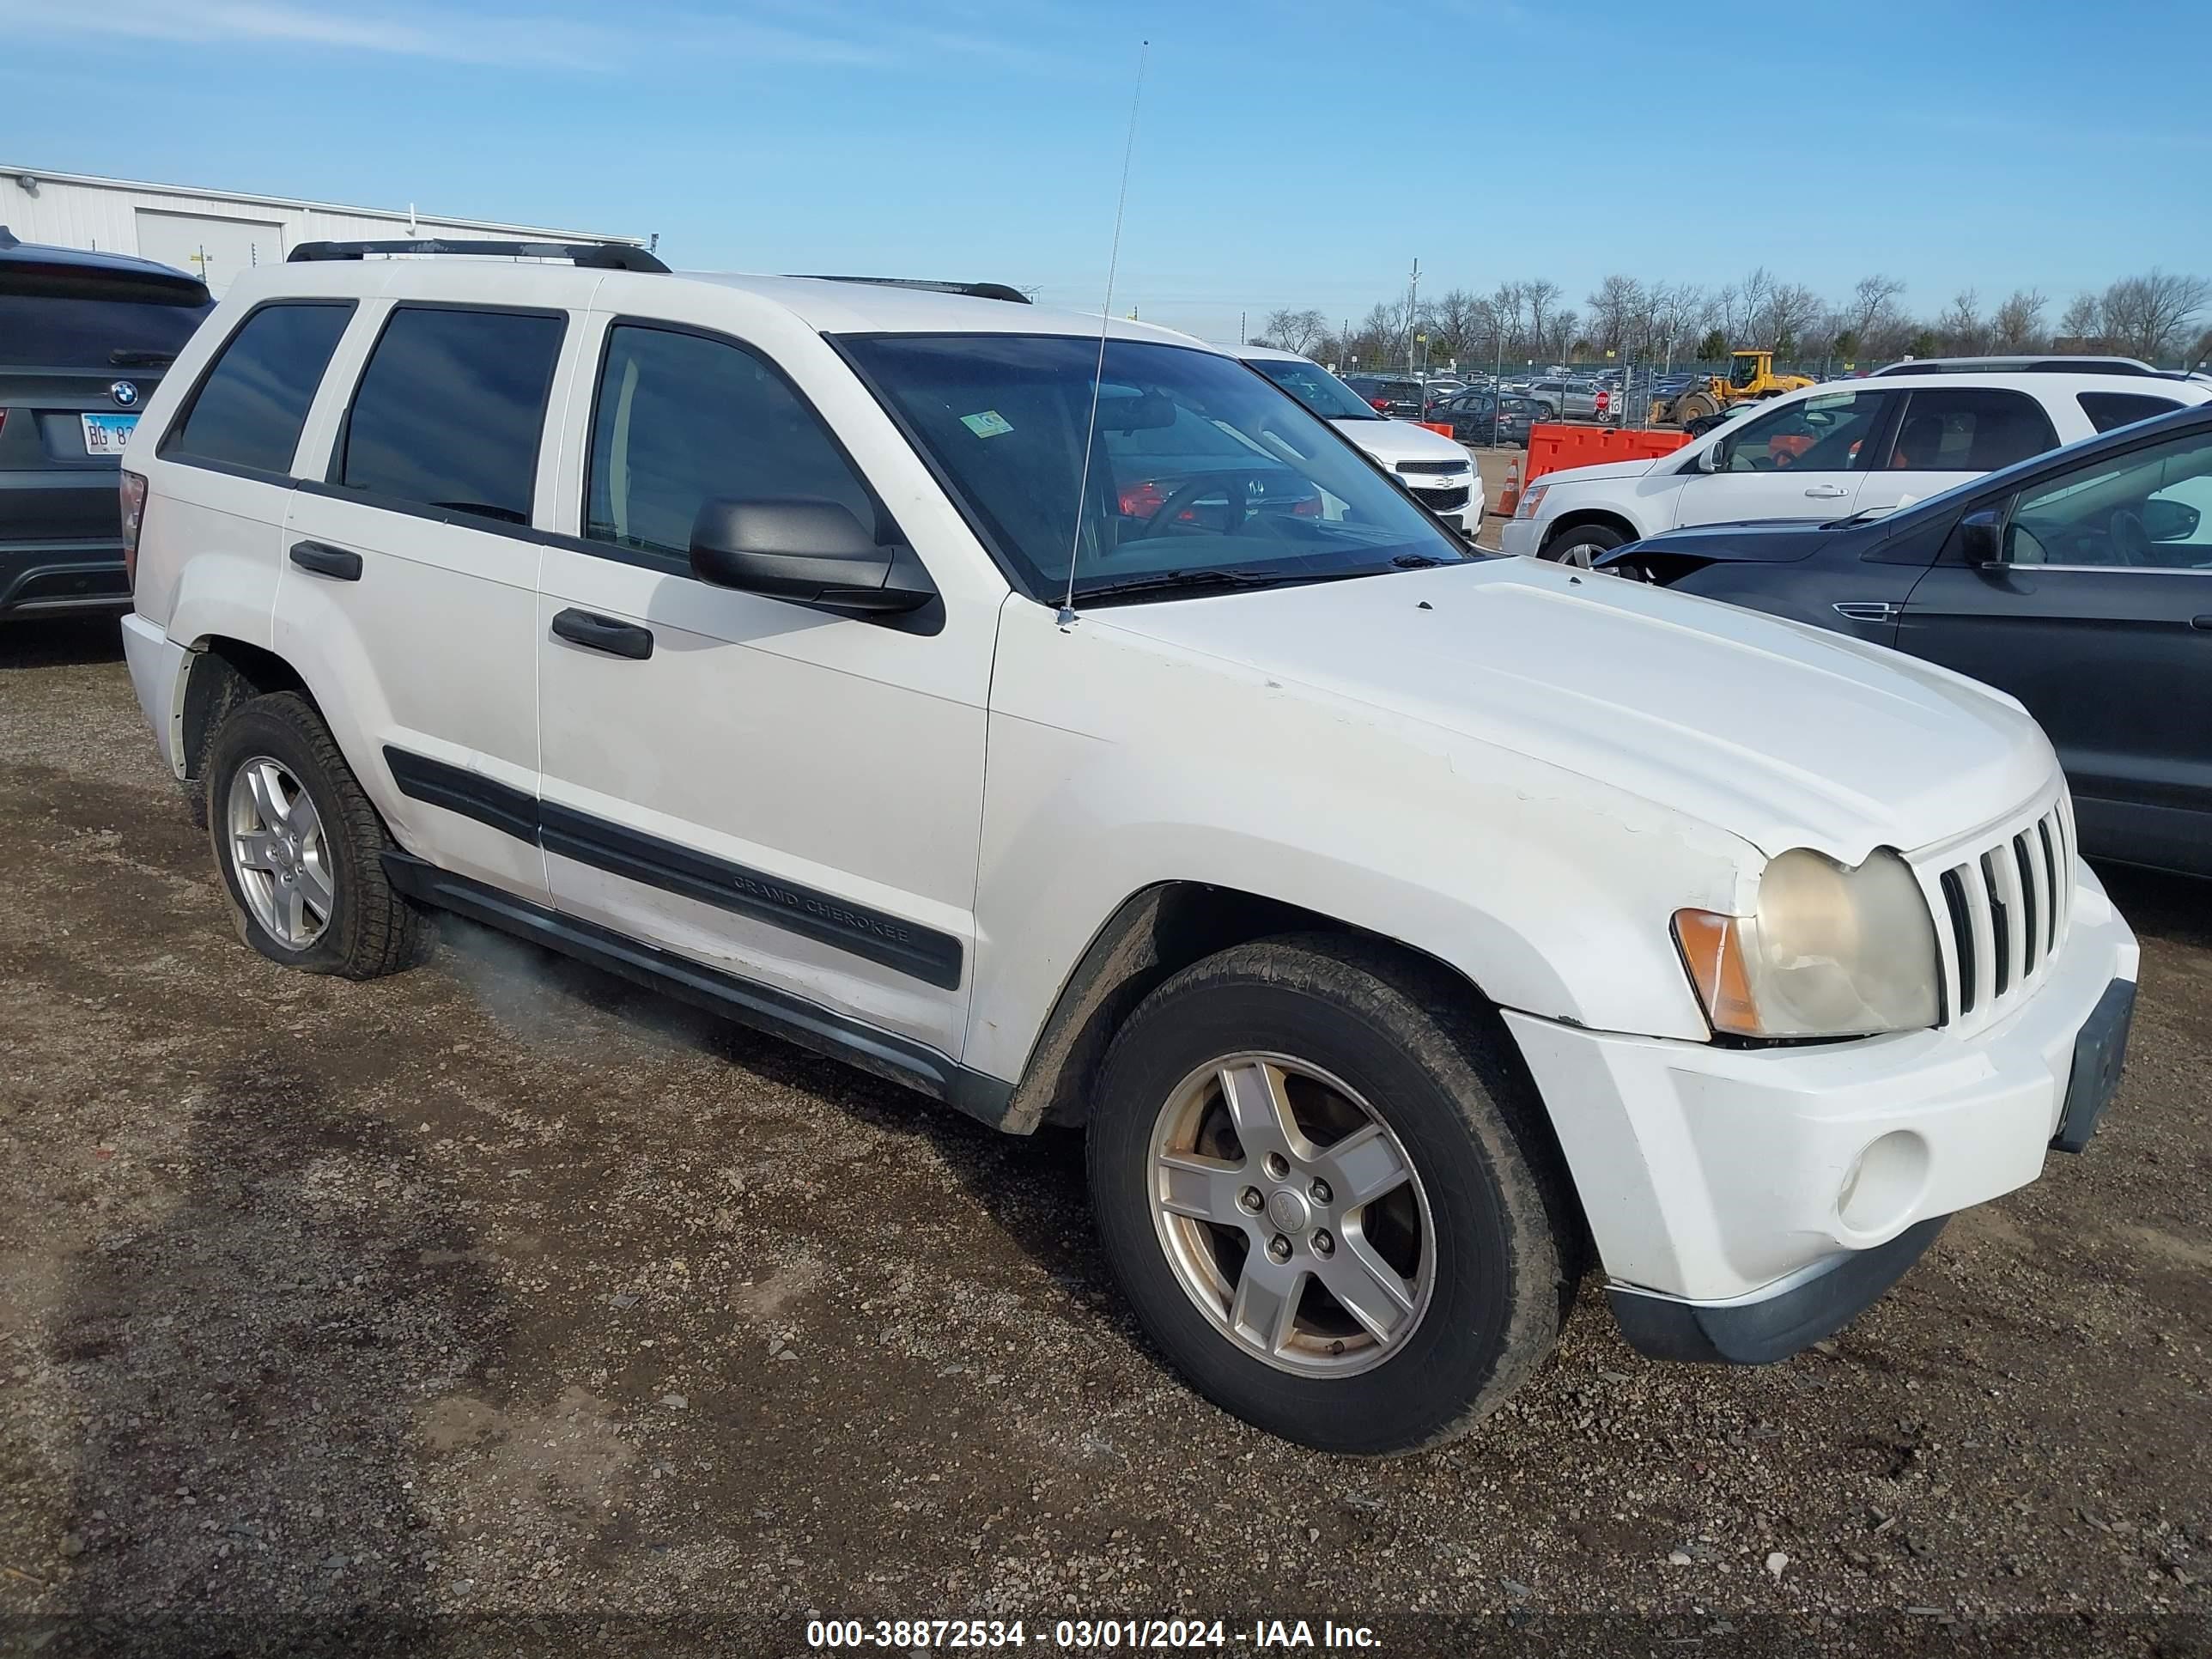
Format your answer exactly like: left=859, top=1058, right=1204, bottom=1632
left=379, top=745, right=964, bottom=990
left=1608, top=1215, right=1949, bottom=1365
left=380, top=853, right=1013, bottom=1128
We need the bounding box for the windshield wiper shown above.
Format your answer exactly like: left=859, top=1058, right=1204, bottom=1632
left=1822, top=505, right=1904, bottom=528
left=109, top=348, right=178, bottom=367
left=1077, top=557, right=1455, bottom=605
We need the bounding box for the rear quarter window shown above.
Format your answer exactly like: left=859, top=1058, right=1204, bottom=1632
left=161, top=301, right=354, bottom=476
left=2078, top=392, right=2183, bottom=434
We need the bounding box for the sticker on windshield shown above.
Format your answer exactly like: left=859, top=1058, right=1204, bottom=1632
left=960, top=410, right=1015, bottom=438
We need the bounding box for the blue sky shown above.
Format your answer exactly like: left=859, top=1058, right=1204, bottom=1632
left=3, top=0, right=2207, bottom=344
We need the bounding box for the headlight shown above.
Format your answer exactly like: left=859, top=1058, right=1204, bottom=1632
left=1674, top=849, right=1940, bottom=1039
left=1512, top=483, right=1548, bottom=521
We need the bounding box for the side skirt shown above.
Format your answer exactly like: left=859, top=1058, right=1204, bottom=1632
left=380, top=851, right=1018, bottom=1132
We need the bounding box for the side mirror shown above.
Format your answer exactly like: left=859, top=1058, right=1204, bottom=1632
left=689, top=497, right=933, bottom=615
left=1693, top=444, right=1721, bottom=474
left=1959, top=506, right=2005, bottom=568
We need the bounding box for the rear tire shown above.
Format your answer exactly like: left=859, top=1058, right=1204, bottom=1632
left=1086, top=936, right=1577, bottom=1455
left=205, top=691, right=431, bottom=980
left=1672, top=390, right=1718, bottom=424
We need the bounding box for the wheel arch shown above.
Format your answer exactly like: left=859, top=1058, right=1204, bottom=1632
left=179, top=635, right=318, bottom=783
left=1538, top=507, right=1639, bottom=555
left=1001, top=880, right=1516, bottom=1136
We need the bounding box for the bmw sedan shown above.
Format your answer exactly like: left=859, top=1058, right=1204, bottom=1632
left=1600, top=402, right=2212, bottom=877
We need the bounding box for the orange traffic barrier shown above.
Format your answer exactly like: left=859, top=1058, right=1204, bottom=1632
left=1494, top=457, right=1521, bottom=518
left=1523, top=422, right=1691, bottom=488
left=1418, top=421, right=1455, bottom=440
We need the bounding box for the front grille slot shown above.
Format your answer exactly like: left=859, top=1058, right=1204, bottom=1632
left=1941, top=869, right=1976, bottom=1015
left=1929, top=794, right=2072, bottom=1029
left=1396, top=459, right=1466, bottom=476
left=1412, top=485, right=1470, bottom=510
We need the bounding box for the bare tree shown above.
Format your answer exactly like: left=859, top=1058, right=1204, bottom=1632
left=1756, top=283, right=1826, bottom=358
left=1847, top=274, right=1908, bottom=343
left=1736, top=267, right=1778, bottom=342
left=1585, top=274, right=1645, bottom=353
left=1991, top=289, right=2047, bottom=352
left=1522, top=279, right=1560, bottom=362
left=1541, top=306, right=1579, bottom=362
left=1710, top=283, right=1740, bottom=344
left=1940, top=289, right=1989, bottom=355
left=1649, top=283, right=1706, bottom=366
left=2057, top=291, right=2105, bottom=349
left=1260, top=308, right=1329, bottom=356
left=1424, top=289, right=1480, bottom=364
left=2099, top=270, right=2212, bottom=362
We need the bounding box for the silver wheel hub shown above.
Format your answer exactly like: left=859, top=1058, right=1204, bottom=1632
left=1147, top=1053, right=1435, bottom=1377
left=226, top=757, right=335, bottom=951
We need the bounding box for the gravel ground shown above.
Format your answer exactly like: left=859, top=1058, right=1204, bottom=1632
left=2, top=618, right=2208, bottom=1659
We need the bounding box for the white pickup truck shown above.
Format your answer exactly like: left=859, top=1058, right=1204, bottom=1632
left=118, top=244, right=2136, bottom=1454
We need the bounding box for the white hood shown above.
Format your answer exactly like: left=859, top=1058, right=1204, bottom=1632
left=1332, top=417, right=1470, bottom=467
left=1093, top=556, right=2053, bottom=865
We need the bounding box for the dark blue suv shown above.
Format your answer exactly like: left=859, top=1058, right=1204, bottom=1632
left=0, top=228, right=211, bottom=618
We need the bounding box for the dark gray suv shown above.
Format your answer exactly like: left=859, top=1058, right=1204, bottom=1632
left=0, top=228, right=211, bottom=618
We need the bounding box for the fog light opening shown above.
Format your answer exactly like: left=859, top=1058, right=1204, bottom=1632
left=1836, top=1130, right=1930, bottom=1237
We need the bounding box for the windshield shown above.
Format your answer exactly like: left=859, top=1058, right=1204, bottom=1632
left=0, top=292, right=212, bottom=369
left=842, top=334, right=1474, bottom=604
left=1250, top=356, right=1381, bottom=421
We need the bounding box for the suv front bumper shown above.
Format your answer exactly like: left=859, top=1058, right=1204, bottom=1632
left=1496, top=517, right=1540, bottom=556
left=1501, top=860, right=2137, bottom=1358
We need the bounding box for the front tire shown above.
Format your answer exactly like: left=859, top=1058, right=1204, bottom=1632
left=1087, top=937, right=1577, bottom=1455
left=1539, top=522, right=1627, bottom=568
left=205, top=691, right=430, bottom=979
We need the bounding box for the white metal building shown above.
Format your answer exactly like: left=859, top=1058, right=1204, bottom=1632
left=0, top=166, right=642, bottom=295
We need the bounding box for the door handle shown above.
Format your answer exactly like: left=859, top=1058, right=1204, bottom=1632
left=289, top=540, right=362, bottom=580
left=1802, top=484, right=1849, bottom=499
left=550, top=607, right=653, bottom=660
left=2194, top=616, right=2212, bottom=632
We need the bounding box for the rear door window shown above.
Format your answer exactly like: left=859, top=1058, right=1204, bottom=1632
left=336, top=306, right=565, bottom=526
left=161, top=301, right=353, bottom=476
left=2078, top=392, right=2185, bottom=434
left=1884, top=388, right=2058, bottom=471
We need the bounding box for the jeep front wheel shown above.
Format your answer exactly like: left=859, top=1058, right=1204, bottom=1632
left=1087, top=937, right=1577, bottom=1455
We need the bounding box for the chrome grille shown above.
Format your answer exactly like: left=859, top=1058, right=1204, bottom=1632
left=1923, top=791, right=2074, bottom=1030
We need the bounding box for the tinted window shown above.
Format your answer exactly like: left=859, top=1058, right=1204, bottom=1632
left=338, top=307, right=563, bottom=525
left=2079, top=392, right=2184, bottom=434
left=1886, top=388, right=2057, bottom=472
left=1717, top=390, right=1888, bottom=473
left=0, top=295, right=211, bottom=369
left=585, top=324, right=874, bottom=559
left=163, top=302, right=351, bottom=475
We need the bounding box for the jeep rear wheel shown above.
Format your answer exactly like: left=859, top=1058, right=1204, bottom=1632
left=206, top=692, right=430, bottom=979
left=1087, top=937, right=1577, bottom=1455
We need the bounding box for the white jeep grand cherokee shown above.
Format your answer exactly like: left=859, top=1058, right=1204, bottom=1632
left=117, top=242, right=2137, bottom=1455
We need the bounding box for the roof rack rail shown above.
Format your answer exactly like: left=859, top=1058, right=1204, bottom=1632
left=790, top=274, right=1030, bottom=305
left=288, top=238, right=668, bottom=274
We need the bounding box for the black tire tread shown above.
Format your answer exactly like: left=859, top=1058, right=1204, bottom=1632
left=1090, top=933, right=1582, bottom=1455
left=206, top=691, right=430, bottom=980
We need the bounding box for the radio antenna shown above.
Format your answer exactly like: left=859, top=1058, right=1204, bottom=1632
left=1059, top=39, right=1151, bottom=629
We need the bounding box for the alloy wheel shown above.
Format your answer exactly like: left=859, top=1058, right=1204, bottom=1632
left=1146, top=1053, right=1435, bottom=1376
left=226, top=756, right=335, bottom=950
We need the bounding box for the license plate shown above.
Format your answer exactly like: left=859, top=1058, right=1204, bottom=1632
left=82, top=413, right=138, bottom=456
left=2051, top=978, right=2134, bottom=1153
